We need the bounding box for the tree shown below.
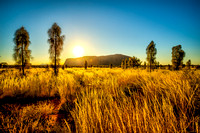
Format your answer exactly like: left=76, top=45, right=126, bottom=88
left=186, top=59, right=191, bottom=69
left=13, top=26, right=31, bottom=76
left=146, top=41, right=157, bottom=72
left=84, top=60, right=88, bottom=69
left=0, top=62, right=8, bottom=68
left=128, top=58, right=133, bottom=68
left=46, top=64, right=50, bottom=70
left=171, top=45, right=185, bottom=70
left=48, top=23, right=65, bottom=76
left=124, top=58, right=128, bottom=69
left=155, top=61, right=160, bottom=69
left=129, top=56, right=142, bottom=68
left=121, top=59, right=124, bottom=69
left=144, top=62, right=146, bottom=69
left=62, top=65, right=65, bottom=70
left=109, top=64, right=113, bottom=69
left=167, top=64, right=171, bottom=70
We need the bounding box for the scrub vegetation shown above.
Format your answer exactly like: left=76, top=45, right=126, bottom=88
left=0, top=68, right=199, bottom=132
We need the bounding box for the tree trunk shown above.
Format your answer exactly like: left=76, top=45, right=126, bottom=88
left=150, top=61, right=151, bottom=72
left=54, top=36, right=57, bottom=76
left=21, top=43, right=25, bottom=76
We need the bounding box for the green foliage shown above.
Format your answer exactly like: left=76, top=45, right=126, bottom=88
left=146, top=41, right=157, bottom=72
left=172, top=45, right=185, bottom=70
left=48, top=23, right=65, bottom=76
left=13, top=26, right=32, bottom=75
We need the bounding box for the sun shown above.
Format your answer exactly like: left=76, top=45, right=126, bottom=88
left=73, top=46, right=84, bottom=57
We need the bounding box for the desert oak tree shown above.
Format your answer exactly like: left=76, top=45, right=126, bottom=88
left=13, top=26, right=31, bottom=76
left=146, top=41, right=157, bottom=72
left=171, top=45, right=185, bottom=70
left=48, top=23, right=65, bottom=76
left=128, top=56, right=142, bottom=68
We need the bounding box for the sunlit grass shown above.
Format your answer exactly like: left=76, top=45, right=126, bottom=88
left=0, top=68, right=199, bottom=132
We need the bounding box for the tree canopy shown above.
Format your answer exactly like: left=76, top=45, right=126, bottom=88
left=171, top=45, right=185, bottom=70
left=128, top=56, right=142, bottom=68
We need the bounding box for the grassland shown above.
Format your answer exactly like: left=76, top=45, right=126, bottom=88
left=0, top=68, right=199, bottom=132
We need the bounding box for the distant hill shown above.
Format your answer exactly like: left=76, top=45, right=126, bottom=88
left=64, top=54, right=130, bottom=66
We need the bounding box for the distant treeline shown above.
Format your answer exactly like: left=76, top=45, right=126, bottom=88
left=1, top=64, right=200, bottom=70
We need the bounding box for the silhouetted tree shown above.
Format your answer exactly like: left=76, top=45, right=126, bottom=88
left=124, top=58, right=128, bottom=69
left=144, top=62, right=146, bottom=69
left=84, top=60, right=87, bottom=69
left=167, top=64, right=171, bottom=70
left=13, top=26, right=32, bottom=76
left=129, top=56, right=142, bottom=68
left=121, top=59, right=124, bottom=69
left=171, top=45, right=185, bottom=70
left=159, top=64, right=162, bottom=69
left=146, top=41, right=157, bottom=72
left=48, top=23, right=65, bottom=76
left=62, top=65, right=65, bottom=70
left=128, top=58, right=133, bottom=68
left=109, top=64, right=113, bottom=69
left=186, top=59, right=191, bottom=69
left=0, top=62, right=8, bottom=68
left=157, top=62, right=160, bottom=69
left=155, top=61, right=159, bottom=69
left=46, top=64, right=50, bottom=70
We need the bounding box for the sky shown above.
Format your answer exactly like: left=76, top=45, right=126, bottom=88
left=0, top=0, right=200, bottom=65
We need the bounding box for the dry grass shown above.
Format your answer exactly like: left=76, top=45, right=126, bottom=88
left=0, top=68, right=199, bottom=132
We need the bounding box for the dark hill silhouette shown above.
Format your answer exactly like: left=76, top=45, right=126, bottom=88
left=64, top=54, right=130, bottom=66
